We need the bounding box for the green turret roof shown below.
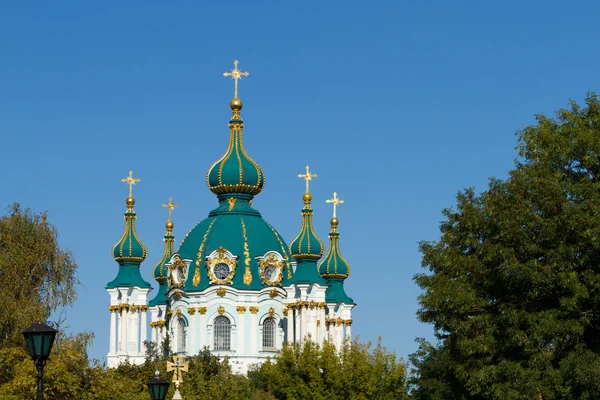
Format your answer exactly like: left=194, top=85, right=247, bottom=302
left=149, top=215, right=176, bottom=306
left=289, top=190, right=327, bottom=285
left=206, top=98, right=265, bottom=197
left=107, top=192, right=151, bottom=289
left=319, top=213, right=354, bottom=304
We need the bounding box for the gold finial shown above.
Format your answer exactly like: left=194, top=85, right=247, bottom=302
left=162, top=197, right=179, bottom=223
left=121, top=170, right=140, bottom=198
left=326, top=192, right=344, bottom=218
left=223, top=60, right=249, bottom=99
left=298, top=165, right=317, bottom=194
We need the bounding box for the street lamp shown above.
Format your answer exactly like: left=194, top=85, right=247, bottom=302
left=147, top=371, right=170, bottom=400
left=22, top=321, right=58, bottom=400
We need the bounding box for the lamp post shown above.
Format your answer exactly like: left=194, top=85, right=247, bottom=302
left=147, top=371, right=170, bottom=400
left=22, top=321, right=58, bottom=400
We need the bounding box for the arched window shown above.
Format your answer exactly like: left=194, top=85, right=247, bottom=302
left=262, top=317, right=276, bottom=350
left=177, top=318, right=186, bottom=353
left=213, top=316, right=231, bottom=351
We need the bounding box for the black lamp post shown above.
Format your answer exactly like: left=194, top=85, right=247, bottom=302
left=147, top=371, right=170, bottom=400
left=22, top=321, right=58, bottom=400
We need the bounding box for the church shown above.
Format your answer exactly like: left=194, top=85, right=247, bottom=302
left=105, top=61, right=355, bottom=374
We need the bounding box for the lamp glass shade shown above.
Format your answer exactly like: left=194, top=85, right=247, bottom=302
left=147, top=376, right=170, bottom=400
left=22, top=322, right=58, bottom=361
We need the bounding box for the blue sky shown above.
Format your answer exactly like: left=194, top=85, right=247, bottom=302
left=1, top=1, right=599, bottom=364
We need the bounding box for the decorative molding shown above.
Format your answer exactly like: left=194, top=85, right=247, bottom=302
left=249, top=306, right=259, bottom=314
left=282, top=308, right=288, bottom=316
left=198, top=307, right=207, bottom=315
left=188, top=308, right=196, bottom=315
left=218, top=306, right=225, bottom=315
left=258, top=252, right=284, bottom=286
left=176, top=309, right=182, bottom=317
left=193, top=268, right=201, bottom=286
left=269, top=288, right=279, bottom=298
left=206, top=247, right=237, bottom=285
left=108, top=305, right=119, bottom=313
left=216, top=287, right=226, bottom=297
left=236, top=306, right=247, bottom=314
left=268, top=307, right=275, bottom=317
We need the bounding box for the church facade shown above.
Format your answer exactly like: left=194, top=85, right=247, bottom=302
left=105, top=61, right=354, bottom=373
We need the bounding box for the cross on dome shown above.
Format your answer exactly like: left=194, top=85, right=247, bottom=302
left=223, top=60, right=249, bottom=99
left=326, top=192, right=344, bottom=218
left=167, top=355, right=188, bottom=383
left=161, top=196, right=179, bottom=222
left=298, top=165, right=317, bottom=193
left=121, top=170, right=140, bottom=198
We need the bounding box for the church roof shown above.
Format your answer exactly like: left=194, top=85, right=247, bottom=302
left=149, top=199, right=177, bottom=306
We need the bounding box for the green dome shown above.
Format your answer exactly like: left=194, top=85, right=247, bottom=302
left=177, top=197, right=294, bottom=291
left=289, top=194, right=324, bottom=261
left=206, top=104, right=265, bottom=197
left=112, top=200, right=148, bottom=264
left=152, top=224, right=175, bottom=281
left=107, top=197, right=151, bottom=290
left=318, top=218, right=350, bottom=279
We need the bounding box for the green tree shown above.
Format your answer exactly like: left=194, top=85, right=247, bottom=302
left=249, top=338, right=409, bottom=400
left=411, top=93, right=600, bottom=399
left=0, top=203, right=78, bottom=348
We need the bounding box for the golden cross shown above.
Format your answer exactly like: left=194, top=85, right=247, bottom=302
left=326, top=192, right=344, bottom=218
left=162, top=196, right=179, bottom=222
left=121, top=170, right=140, bottom=197
left=223, top=60, right=249, bottom=98
left=166, top=355, right=189, bottom=383
left=298, top=165, right=317, bottom=193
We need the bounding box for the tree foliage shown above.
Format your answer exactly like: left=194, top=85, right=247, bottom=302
left=0, top=203, right=78, bottom=347
left=411, top=93, right=600, bottom=399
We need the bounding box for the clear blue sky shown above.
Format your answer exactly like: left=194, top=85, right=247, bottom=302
left=1, top=1, right=599, bottom=365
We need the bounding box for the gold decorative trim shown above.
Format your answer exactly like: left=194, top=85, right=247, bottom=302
left=198, top=307, right=207, bottom=315
left=259, top=253, right=284, bottom=286
left=206, top=247, right=237, bottom=285
left=188, top=308, right=196, bottom=315
left=108, top=305, right=119, bottom=313
left=282, top=308, right=288, bottom=316
left=236, top=306, right=247, bottom=314
left=269, top=288, right=279, bottom=298
left=268, top=307, right=275, bottom=317
left=249, top=306, right=259, bottom=314
left=227, top=197, right=237, bottom=211
left=173, top=291, right=182, bottom=299
left=196, top=219, right=216, bottom=267
left=217, top=306, right=225, bottom=315
left=192, top=268, right=201, bottom=287
left=241, top=219, right=252, bottom=286
left=167, top=310, right=173, bottom=317
left=176, top=309, right=182, bottom=317
left=317, top=320, right=320, bottom=327
left=216, top=287, right=226, bottom=297
left=265, top=222, right=292, bottom=279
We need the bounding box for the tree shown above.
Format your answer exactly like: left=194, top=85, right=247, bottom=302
left=0, top=203, right=78, bottom=349
left=249, top=338, right=409, bottom=400
left=411, top=93, right=600, bottom=399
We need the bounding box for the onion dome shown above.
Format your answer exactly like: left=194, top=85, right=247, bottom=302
left=206, top=61, right=265, bottom=197
left=106, top=171, right=151, bottom=289
left=290, top=192, right=325, bottom=260
left=149, top=198, right=177, bottom=307
left=318, top=192, right=353, bottom=304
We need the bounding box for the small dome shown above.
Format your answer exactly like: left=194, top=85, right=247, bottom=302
left=112, top=203, right=147, bottom=264
left=318, top=218, right=350, bottom=279
left=290, top=196, right=324, bottom=261
left=206, top=105, right=265, bottom=197
left=152, top=228, right=175, bottom=282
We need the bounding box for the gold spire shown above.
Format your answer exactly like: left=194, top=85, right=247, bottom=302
left=121, top=170, right=140, bottom=210
left=161, top=196, right=179, bottom=229
left=326, top=192, right=344, bottom=218
left=223, top=60, right=249, bottom=99
left=298, top=165, right=317, bottom=194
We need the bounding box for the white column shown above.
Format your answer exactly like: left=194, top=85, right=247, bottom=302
left=294, top=307, right=300, bottom=343
left=301, top=304, right=308, bottom=342
left=189, top=309, right=196, bottom=354
left=250, top=307, right=258, bottom=354
left=151, top=323, right=157, bottom=344
left=140, top=308, right=147, bottom=355
left=237, top=307, right=245, bottom=354
left=118, top=308, right=124, bottom=353
left=198, top=308, right=206, bottom=349
left=130, top=307, right=139, bottom=354
left=122, top=307, right=129, bottom=354
left=109, top=307, right=117, bottom=355
left=319, top=305, right=325, bottom=343
left=336, top=321, right=343, bottom=349
left=285, top=309, right=293, bottom=343
left=346, top=321, right=352, bottom=341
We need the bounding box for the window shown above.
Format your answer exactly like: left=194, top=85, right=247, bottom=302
left=263, top=317, right=276, bottom=349
left=213, top=316, right=231, bottom=351
left=177, top=318, right=186, bottom=353
left=213, top=262, right=231, bottom=280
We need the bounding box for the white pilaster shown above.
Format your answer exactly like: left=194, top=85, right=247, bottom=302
left=285, top=310, right=293, bottom=343
left=237, top=308, right=245, bottom=354
left=122, top=307, right=129, bottom=354
left=199, top=308, right=207, bottom=349
left=300, top=303, right=308, bottom=341
left=189, top=309, right=196, bottom=354
left=130, top=307, right=139, bottom=353
left=250, top=307, right=258, bottom=354
left=294, top=307, right=300, bottom=343
left=140, top=308, right=147, bottom=355
left=109, top=307, right=117, bottom=355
